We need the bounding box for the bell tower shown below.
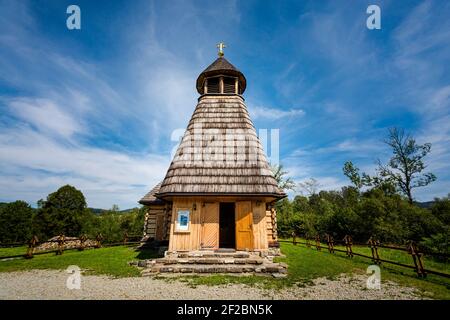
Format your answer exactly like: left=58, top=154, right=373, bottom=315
left=195, top=42, right=247, bottom=95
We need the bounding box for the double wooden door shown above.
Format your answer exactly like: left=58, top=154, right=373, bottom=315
left=200, top=201, right=253, bottom=250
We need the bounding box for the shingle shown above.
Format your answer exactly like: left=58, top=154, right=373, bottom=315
left=155, top=95, right=285, bottom=198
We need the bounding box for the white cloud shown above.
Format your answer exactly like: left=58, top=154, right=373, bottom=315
left=0, top=125, right=170, bottom=208
left=7, top=98, right=82, bottom=138
left=249, top=106, right=305, bottom=120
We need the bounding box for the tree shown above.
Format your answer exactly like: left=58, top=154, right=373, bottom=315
left=271, top=164, right=296, bottom=191
left=298, top=178, right=321, bottom=196
left=34, top=185, right=91, bottom=239
left=0, top=201, right=34, bottom=243
left=343, top=161, right=371, bottom=190
left=377, top=128, right=436, bottom=204
left=43, top=185, right=87, bottom=211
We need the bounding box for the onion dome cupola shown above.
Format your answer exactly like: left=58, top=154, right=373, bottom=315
left=196, top=42, right=247, bottom=95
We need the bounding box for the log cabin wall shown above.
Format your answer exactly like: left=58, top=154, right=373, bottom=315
left=266, top=203, right=279, bottom=247
left=143, top=203, right=172, bottom=241
left=143, top=204, right=163, bottom=240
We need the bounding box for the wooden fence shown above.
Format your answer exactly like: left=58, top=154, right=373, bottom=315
left=0, top=233, right=143, bottom=260
left=280, top=234, right=450, bottom=279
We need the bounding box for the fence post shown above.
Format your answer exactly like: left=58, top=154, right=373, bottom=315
left=368, top=237, right=381, bottom=265
left=291, top=231, right=297, bottom=246
left=374, top=239, right=381, bottom=264
left=343, top=235, right=354, bottom=258
left=408, top=241, right=426, bottom=278
left=326, top=234, right=335, bottom=254
left=96, top=233, right=103, bottom=248
left=79, top=234, right=87, bottom=251
left=123, top=232, right=129, bottom=245
left=315, top=235, right=321, bottom=251
left=56, top=234, right=65, bottom=255
left=25, top=235, right=39, bottom=259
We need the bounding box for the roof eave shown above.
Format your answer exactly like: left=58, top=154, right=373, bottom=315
left=155, top=191, right=287, bottom=201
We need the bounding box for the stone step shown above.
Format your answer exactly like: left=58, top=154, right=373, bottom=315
left=154, top=257, right=264, bottom=265
left=142, top=263, right=287, bottom=275
left=175, top=252, right=252, bottom=259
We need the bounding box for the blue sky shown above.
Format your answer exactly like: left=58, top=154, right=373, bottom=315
left=0, top=0, right=449, bottom=208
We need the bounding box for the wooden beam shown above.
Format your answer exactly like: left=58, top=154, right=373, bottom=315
left=219, top=76, right=224, bottom=94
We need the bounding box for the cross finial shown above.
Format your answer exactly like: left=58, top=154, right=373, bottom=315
left=217, top=42, right=226, bottom=57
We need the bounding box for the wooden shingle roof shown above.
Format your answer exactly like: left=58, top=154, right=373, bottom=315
left=155, top=95, right=285, bottom=199
left=139, top=182, right=164, bottom=205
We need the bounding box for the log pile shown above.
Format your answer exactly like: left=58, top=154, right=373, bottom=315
left=35, top=236, right=97, bottom=252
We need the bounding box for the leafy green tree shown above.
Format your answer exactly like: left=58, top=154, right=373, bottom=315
left=292, top=195, right=311, bottom=214
left=377, top=128, right=436, bottom=204
left=34, top=185, right=92, bottom=239
left=0, top=201, right=34, bottom=243
left=44, top=185, right=87, bottom=211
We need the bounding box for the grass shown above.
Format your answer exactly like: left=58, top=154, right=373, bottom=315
left=0, top=246, right=28, bottom=257
left=0, top=242, right=449, bottom=299
left=0, top=245, right=161, bottom=277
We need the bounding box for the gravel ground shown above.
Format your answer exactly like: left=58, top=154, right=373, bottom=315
left=0, top=270, right=423, bottom=300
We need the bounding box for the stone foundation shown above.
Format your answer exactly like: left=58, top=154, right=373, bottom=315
left=134, top=250, right=287, bottom=277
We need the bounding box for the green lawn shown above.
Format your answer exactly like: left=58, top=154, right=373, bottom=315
left=0, top=245, right=160, bottom=277
left=1, top=242, right=449, bottom=299
left=0, top=246, right=28, bottom=257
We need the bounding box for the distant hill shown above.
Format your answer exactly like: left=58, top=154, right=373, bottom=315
left=415, top=201, right=435, bottom=209
left=88, top=207, right=138, bottom=215
left=0, top=202, right=138, bottom=214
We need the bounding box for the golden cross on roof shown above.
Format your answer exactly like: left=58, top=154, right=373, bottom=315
left=217, top=42, right=226, bottom=57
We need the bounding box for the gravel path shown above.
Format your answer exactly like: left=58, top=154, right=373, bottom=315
left=0, top=270, right=423, bottom=300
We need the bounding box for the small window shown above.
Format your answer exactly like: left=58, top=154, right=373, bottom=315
left=223, top=77, right=236, bottom=94
left=176, top=209, right=190, bottom=232
left=207, top=78, right=220, bottom=94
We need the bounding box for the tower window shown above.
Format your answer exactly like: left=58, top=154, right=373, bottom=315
left=207, top=77, right=220, bottom=94
left=223, top=77, right=236, bottom=94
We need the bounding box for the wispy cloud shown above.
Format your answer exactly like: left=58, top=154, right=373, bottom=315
left=248, top=106, right=305, bottom=120
left=6, top=98, right=83, bottom=139
left=0, top=122, right=170, bottom=208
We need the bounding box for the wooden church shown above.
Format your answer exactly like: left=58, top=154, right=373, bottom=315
left=139, top=44, right=286, bottom=255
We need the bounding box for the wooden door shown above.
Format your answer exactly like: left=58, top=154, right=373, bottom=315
left=235, top=201, right=253, bottom=250
left=201, top=202, right=219, bottom=249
